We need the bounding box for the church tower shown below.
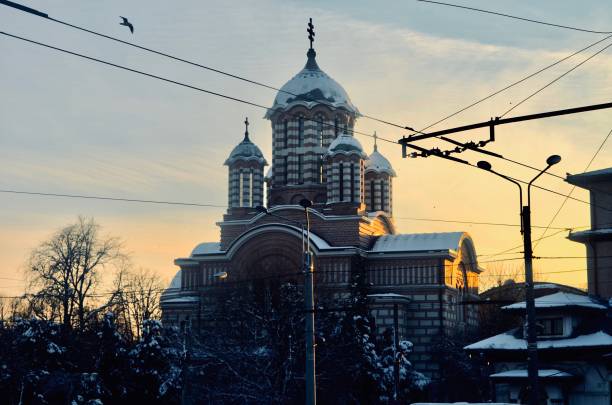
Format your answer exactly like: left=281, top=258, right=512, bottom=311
left=264, top=20, right=360, bottom=207
left=224, top=118, right=267, bottom=210
left=325, top=132, right=367, bottom=210
left=364, top=133, right=396, bottom=216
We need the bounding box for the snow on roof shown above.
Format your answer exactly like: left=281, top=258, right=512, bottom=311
left=503, top=291, right=605, bottom=310
left=368, top=293, right=411, bottom=300
left=167, top=269, right=182, bottom=289
left=533, top=283, right=561, bottom=290
left=265, top=165, right=273, bottom=180
left=160, top=296, right=200, bottom=304
left=224, top=134, right=267, bottom=166
left=365, top=149, right=396, bottom=176
left=191, top=242, right=223, bottom=256
left=567, top=167, right=612, bottom=185
left=371, top=232, right=464, bottom=253
left=412, top=403, right=514, bottom=405
left=266, top=49, right=359, bottom=117
left=490, top=369, right=573, bottom=379
left=465, top=330, right=612, bottom=351
left=327, top=133, right=367, bottom=158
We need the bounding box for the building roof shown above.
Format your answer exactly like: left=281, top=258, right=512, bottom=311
left=224, top=130, right=267, bottom=166
left=490, top=369, right=574, bottom=379
left=567, top=167, right=612, bottom=187
left=191, top=242, right=223, bottom=256
left=266, top=49, right=359, bottom=118
left=503, top=291, right=606, bottom=310
left=465, top=330, right=612, bottom=351
left=327, top=133, right=367, bottom=158
left=370, top=232, right=465, bottom=253
left=365, top=149, right=396, bottom=176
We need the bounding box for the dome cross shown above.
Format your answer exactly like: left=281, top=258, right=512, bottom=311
left=244, top=117, right=250, bottom=140
left=373, top=131, right=378, bottom=152
left=307, top=18, right=315, bottom=50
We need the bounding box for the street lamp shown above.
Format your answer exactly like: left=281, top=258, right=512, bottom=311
left=477, top=155, right=561, bottom=405
left=255, top=199, right=316, bottom=405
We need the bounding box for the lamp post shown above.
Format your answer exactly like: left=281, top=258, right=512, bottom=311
left=256, top=199, right=316, bottom=405
left=476, top=155, right=561, bottom=405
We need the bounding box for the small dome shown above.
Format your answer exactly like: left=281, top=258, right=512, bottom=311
left=224, top=125, right=267, bottom=166
left=365, top=150, right=396, bottom=177
left=327, top=133, right=367, bottom=158
left=265, top=49, right=359, bottom=118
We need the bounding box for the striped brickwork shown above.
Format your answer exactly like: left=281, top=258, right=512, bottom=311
left=365, top=172, right=393, bottom=216
left=268, top=106, right=356, bottom=206
left=227, top=161, right=265, bottom=208
left=325, top=155, right=364, bottom=204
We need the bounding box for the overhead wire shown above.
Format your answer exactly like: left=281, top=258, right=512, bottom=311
left=0, top=1, right=419, bottom=135
left=0, top=30, right=395, bottom=145
left=533, top=128, right=612, bottom=249
left=416, top=0, right=612, bottom=34
left=500, top=41, right=612, bottom=118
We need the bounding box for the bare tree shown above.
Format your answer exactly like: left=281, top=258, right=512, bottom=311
left=26, top=217, right=123, bottom=331
left=479, top=262, right=525, bottom=293
left=112, top=267, right=164, bottom=340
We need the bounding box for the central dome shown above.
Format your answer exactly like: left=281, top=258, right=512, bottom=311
left=265, top=49, right=359, bottom=118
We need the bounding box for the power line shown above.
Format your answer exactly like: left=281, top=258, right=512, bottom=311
left=534, top=127, right=612, bottom=249
left=0, top=0, right=419, bottom=135
left=0, top=187, right=595, bottom=235
left=500, top=41, right=612, bottom=118
left=0, top=189, right=226, bottom=208
left=416, top=0, right=612, bottom=34
left=395, top=216, right=573, bottom=230
left=416, top=34, right=612, bottom=133
left=478, top=228, right=568, bottom=257
left=0, top=30, right=394, bottom=145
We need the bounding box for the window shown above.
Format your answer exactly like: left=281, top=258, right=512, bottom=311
left=298, top=117, right=304, bottom=146
left=339, top=162, right=344, bottom=201
left=350, top=164, right=355, bottom=202
left=370, top=180, right=376, bottom=210
left=380, top=180, right=385, bottom=211
left=539, top=317, right=563, bottom=336
left=318, top=156, right=324, bottom=183
left=298, top=155, right=304, bottom=184
left=283, top=156, right=289, bottom=185
left=334, top=117, right=339, bottom=137
left=283, top=120, right=288, bottom=148
left=317, top=116, right=324, bottom=147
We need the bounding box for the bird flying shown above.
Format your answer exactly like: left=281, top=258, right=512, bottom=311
left=119, top=16, right=134, bottom=34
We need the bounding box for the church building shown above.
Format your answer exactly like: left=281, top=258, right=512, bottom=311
left=161, top=23, right=482, bottom=377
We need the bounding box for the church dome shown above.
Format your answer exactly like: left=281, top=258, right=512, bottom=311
left=265, top=49, right=360, bottom=118
left=327, top=133, right=367, bottom=158
left=224, top=124, right=267, bottom=166
left=365, top=150, right=396, bottom=177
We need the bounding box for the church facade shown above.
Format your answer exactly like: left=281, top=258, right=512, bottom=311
left=161, top=32, right=482, bottom=377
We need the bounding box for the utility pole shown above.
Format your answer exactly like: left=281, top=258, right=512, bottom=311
left=303, top=201, right=316, bottom=405
left=522, top=205, right=539, bottom=405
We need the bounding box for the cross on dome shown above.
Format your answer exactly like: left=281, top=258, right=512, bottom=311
left=373, top=131, right=378, bottom=152
left=307, top=18, right=315, bottom=50
left=244, top=117, right=249, bottom=140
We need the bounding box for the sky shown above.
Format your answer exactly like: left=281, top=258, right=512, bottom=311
left=1, top=0, right=611, bottom=296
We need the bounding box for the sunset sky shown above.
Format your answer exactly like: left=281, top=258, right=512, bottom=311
left=1, top=0, right=611, bottom=296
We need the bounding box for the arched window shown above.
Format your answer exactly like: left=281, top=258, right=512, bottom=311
left=298, top=117, right=304, bottom=147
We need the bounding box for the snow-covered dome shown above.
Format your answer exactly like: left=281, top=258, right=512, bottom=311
left=224, top=129, right=267, bottom=166
left=265, top=49, right=359, bottom=118
left=327, top=133, right=367, bottom=158
left=365, top=149, right=396, bottom=176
